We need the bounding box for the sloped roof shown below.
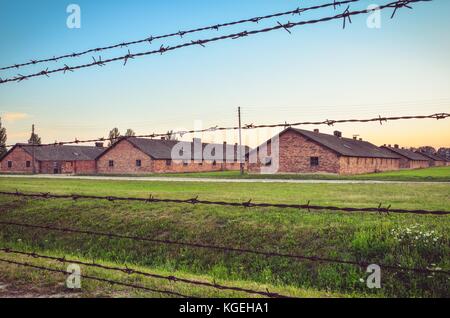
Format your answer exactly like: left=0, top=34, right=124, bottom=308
left=16, top=144, right=105, bottom=161
left=381, top=146, right=429, bottom=161
left=100, top=137, right=250, bottom=161
left=289, top=128, right=400, bottom=159
left=417, top=151, right=447, bottom=162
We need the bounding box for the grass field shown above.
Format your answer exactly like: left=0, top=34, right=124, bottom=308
left=91, top=166, right=450, bottom=182
left=0, top=177, right=448, bottom=298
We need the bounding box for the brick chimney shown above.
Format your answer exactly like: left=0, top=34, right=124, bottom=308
left=333, top=131, right=342, bottom=138
left=394, top=144, right=399, bottom=149
left=95, top=142, right=104, bottom=148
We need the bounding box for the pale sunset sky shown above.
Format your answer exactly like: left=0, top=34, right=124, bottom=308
left=0, top=0, right=449, bottom=148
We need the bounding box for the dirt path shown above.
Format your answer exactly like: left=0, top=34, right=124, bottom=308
left=0, top=174, right=447, bottom=184
left=0, top=281, right=80, bottom=298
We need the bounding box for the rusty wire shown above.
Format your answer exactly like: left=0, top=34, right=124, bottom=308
left=0, top=248, right=290, bottom=298
left=0, top=257, right=192, bottom=298
left=4, top=112, right=448, bottom=148
left=0, top=220, right=448, bottom=276
left=0, top=190, right=449, bottom=216
left=0, top=0, right=432, bottom=85
left=0, top=0, right=361, bottom=72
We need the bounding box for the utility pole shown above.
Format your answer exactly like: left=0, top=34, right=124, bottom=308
left=238, top=107, right=244, bottom=175
left=31, top=124, right=36, bottom=174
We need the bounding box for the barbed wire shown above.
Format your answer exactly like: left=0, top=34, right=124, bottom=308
left=0, top=0, right=432, bottom=85
left=0, top=0, right=361, bottom=72
left=0, top=220, right=448, bottom=276
left=4, top=112, right=448, bottom=148
left=0, top=248, right=290, bottom=298
left=1, top=190, right=449, bottom=215
left=0, top=257, right=192, bottom=298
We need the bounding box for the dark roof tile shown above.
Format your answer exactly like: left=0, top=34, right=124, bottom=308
left=290, top=128, right=400, bottom=159
left=18, top=144, right=105, bottom=161
left=416, top=151, right=447, bottom=161
left=381, top=147, right=429, bottom=161
left=122, top=137, right=249, bottom=160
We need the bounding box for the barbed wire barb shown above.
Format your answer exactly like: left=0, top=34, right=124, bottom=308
left=0, top=0, right=364, bottom=72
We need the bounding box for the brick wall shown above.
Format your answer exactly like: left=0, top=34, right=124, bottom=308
left=248, top=130, right=400, bottom=175
left=0, top=147, right=35, bottom=173
left=396, top=157, right=429, bottom=169
left=74, top=160, right=97, bottom=174
left=97, top=139, right=242, bottom=174
left=97, top=140, right=153, bottom=174
left=339, top=156, right=399, bottom=174
left=152, top=160, right=240, bottom=173
left=39, top=160, right=97, bottom=174
left=248, top=130, right=340, bottom=174
left=430, top=160, right=446, bottom=167
left=409, top=160, right=430, bottom=169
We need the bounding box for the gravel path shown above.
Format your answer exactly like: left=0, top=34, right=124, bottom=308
left=0, top=174, right=447, bottom=184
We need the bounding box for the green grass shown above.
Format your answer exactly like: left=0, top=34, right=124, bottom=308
left=0, top=177, right=448, bottom=297
left=2, top=166, right=449, bottom=182
left=91, top=166, right=450, bottom=182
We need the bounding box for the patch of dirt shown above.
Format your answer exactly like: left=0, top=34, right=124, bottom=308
left=0, top=281, right=82, bottom=298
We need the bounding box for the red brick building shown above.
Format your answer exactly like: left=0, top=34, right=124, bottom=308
left=415, top=151, right=447, bottom=167
left=96, top=137, right=247, bottom=174
left=0, top=143, right=105, bottom=174
left=381, top=145, right=429, bottom=169
left=248, top=128, right=400, bottom=175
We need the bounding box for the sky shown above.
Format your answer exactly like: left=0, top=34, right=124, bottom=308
left=0, top=0, right=449, bottom=149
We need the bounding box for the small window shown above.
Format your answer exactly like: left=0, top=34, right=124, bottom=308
left=7, top=161, right=12, bottom=168
left=310, top=157, right=319, bottom=167
left=212, top=160, right=217, bottom=166
left=165, top=159, right=172, bottom=166
left=136, top=160, right=142, bottom=167
left=26, top=161, right=31, bottom=168
left=108, top=160, right=114, bottom=167
left=198, top=161, right=203, bottom=166
left=183, top=161, right=189, bottom=166
left=263, top=157, right=272, bottom=166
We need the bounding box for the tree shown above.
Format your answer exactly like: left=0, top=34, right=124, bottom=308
left=28, top=131, right=41, bottom=145
left=108, top=128, right=121, bottom=146
left=438, top=148, right=450, bottom=160
left=417, top=146, right=436, bottom=155
left=165, top=130, right=178, bottom=141
left=125, top=129, right=136, bottom=137
left=0, top=117, right=7, bottom=158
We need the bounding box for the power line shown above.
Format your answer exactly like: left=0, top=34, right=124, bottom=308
left=0, top=0, right=361, bottom=72
left=1, top=190, right=449, bottom=215
left=0, top=0, right=432, bottom=85
left=4, top=112, right=448, bottom=148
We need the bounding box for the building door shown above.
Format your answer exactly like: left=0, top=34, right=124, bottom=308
left=53, top=162, right=61, bottom=174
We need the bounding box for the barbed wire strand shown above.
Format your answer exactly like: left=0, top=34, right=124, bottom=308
left=0, top=257, right=192, bottom=298
left=0, top=0, right=362, bottom=72
left=0, top=0, right=432, bottom=85
left=0, top=191, right=448, bottom=215
left=4, top=112, right=448, bottom=148
left=0, top=248, right=290, bottom=298
left=0, top=221, right=447, bottom=275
